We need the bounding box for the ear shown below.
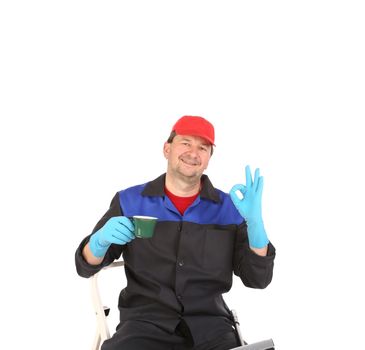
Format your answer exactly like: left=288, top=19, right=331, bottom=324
left=163, top=142, right=170, bottom=159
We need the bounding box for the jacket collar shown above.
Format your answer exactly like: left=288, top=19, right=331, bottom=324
left=142, top=173, right=221, bottom=203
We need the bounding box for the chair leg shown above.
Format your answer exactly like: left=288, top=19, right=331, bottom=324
left=92, top=330, right=101, bottom=350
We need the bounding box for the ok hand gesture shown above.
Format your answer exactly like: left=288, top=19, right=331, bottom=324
left=230, top=165, right=264, bottom=222
left=230, top=165, right=269, bottom=249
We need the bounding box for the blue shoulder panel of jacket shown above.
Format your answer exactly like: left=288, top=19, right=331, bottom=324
left=118, top=183, right=244, bottom=226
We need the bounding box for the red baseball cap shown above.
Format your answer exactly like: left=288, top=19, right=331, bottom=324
left=171, top=115, right=215, bottom=146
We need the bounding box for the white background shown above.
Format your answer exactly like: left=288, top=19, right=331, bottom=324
left=1, top=1, right=364, bottom=349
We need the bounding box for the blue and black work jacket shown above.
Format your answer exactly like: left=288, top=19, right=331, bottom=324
left=75, top=173, right=275, bottom=345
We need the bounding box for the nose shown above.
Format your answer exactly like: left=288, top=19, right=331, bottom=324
left=187, top=145, right=200, bottom=157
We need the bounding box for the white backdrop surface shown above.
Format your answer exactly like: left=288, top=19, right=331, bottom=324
left=1, top=1, right=364, bottom=349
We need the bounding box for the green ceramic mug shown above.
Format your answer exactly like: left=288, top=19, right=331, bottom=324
left=133, top=215, right=158, bottom=239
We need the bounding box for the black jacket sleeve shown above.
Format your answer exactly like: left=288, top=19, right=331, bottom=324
left=75, top=192, right=125, bottom=278
left=233, top=222, right=276, bottom=289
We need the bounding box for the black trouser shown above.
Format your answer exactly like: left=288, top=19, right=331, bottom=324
left=101, top=320, right=240, bottom=350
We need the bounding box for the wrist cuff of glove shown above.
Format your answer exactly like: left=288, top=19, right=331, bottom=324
left=246, top=220, right=269, bottom=249
left=89, top=233, right=111, bottom=258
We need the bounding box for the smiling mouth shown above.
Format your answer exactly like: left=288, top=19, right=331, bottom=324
left=180, top=158, right=200, bottom=166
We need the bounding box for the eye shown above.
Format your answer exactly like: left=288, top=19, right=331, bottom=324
left=199, top=145, right=208, bottom=152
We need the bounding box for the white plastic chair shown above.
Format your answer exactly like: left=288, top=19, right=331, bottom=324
left=90, top=261, right=275, bottom=350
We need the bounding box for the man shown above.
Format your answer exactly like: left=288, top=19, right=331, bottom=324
left=75, top=115, right=275, bottom=350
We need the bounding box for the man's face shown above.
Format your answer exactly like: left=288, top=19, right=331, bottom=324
left=163, top=134, right=212, bottom=182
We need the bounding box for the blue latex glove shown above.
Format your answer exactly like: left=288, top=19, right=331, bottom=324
left=230, top=165, right=269, bottom=248
left=89, top=216, right=135, bottom=257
